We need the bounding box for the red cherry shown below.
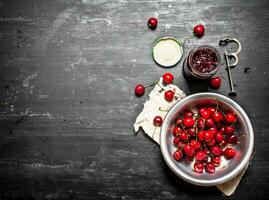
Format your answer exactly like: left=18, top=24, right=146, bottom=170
left=195, top=150, right=206, bottom=161
left=205, top=162, right=216, bottom=173
left=173, top=126, right=182, bottom=137
left=224, top=148, right=236, bottom=159
left=184, top=110, right=194, bottom=118
left=183, top=117, right=195, bottom=128
left=148, top=17, right=158, bottom=29
left=225, top=113, right=237, bottom=124
left=215, top=132, right=224, bottom=143
left=176, top=118, right=183, bottom=126
left=224, top=126, right=235, bottom=136
left=211, top=146, right=221, bottom=156
left=219, top=127, right=225, bottom=134
left=134, top=84, right=145, bottom=96
left=198, top=107, right=207, bottom=115
left=204, top=130, right=214, bottom=141
left=203, top=148, right=210, bottom=155
left=187, top=127, right=196, bottom=137
left=173, top=150, right=183, bottom=161
left=190, top=139, right=201, bottom=150
left=177, top=141, right=185, bottom=149
left=209, top=127, right=218, bottom=136
left=208, top=107, right=216, bottom=114
left=210, top=76, right=221, bottom=89
left=193, top=24, right=205, bottom=37
left=226, top=134, right=239, bottom=144
left=162, top=72, right=174, bottom=84
left=197, top=130, right=205, bottom=142
left=164, top=90, right=175, bottom=102
left=194, top=161, right=204, bottom=173
left=212, top=156, right=221, bottom=166
left=216, top=123, right=225, bottom=131
left=200, top=109, right=211, bottom=119
left=212, top=111, right=224, bottom=122
left=205, top=118, right=215, bottom=128
left=153, top=116, right=162, bottom=126
left=180, top=131, right=189, bottom=141
left=197, top=118, right=205, bottom=130
left=183, top=145, right=194, bottom=157
left=220, top=140, right=227, bottom=147
left=206, top=139, right=216, bottom=147
left=173, top=137, right=180, bottom=145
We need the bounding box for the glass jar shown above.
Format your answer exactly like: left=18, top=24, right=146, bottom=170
left=183, top=45, right=221, bottom=79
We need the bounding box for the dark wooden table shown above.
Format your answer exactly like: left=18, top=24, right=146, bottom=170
left=1, top=0, right=269, bottom=199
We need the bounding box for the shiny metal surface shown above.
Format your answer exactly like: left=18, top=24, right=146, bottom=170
left=160, top=93, right=254, bottom=186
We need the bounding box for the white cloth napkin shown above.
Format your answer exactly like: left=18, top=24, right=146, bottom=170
left=133, top=78, right=247, bottom=196
left=134, top=78, right=186, bottom=143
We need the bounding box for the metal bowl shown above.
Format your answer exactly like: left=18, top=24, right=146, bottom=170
left=160, top=93, right=254, bottom=186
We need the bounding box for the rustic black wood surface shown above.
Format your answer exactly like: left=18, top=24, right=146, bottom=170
left=0, top=0, right=269, bottom=199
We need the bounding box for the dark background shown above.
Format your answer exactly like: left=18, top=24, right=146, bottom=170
left=0, top=0, right=269, bottom=199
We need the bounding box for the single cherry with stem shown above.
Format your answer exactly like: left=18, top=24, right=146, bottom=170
left=205, top=162, right=216, bottom=173
left=153, top=116, right=162, bottom=126
left=173, top=150, right=183, bottom=161
left=183, top=145, right=194, bottom=157
left=193, top=24, right=205, bottom=37
left=211, top=146, right=222, bottom=156
left=205, top=118, right=215, bottom=128
left=148, top=17, right=158, bottom=30
left=210, top=76, right=222, bottom=89
left=164, top=90, right=175, bottom=102
left=173, top=126, right=182, bottom=137
left=195, top=150, right=206, bottom=161
left=200, top=109, right=211, bottom=119
left=152, top=115, right=162, bottom=138
left=134, top=82, right=155, bottom=96
left=225, top=113, right=237, bottom=124
left=212, top=156, right=221, bottom=166
left=183, top=117, right=195, bottom=128
left=194, top=161, right=204, bottom=173
left=224, top=147, right=236, bottom=159
left=162, top=72, right=174, bottom=84
left=184, top=110, right=194, bottom=118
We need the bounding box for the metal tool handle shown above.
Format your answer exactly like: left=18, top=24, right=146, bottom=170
left=219, top=38, right=241, bottom=68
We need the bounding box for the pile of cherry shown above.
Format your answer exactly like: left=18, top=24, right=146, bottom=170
left=172, top=106, right=239, bottom=174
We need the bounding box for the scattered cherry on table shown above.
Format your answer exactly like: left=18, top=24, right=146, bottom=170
left=193, top=24, right=205, bottom=37
left=148, top=17, right=158, bottom=30
left=162, top=72, right=174, bottom=84
left=210, top=76, right=222, bottom=89
left=134, top=84, right=145, bottom=96
left=164, top=90, right=175, bottom=102
left=153, top=116, right=163, bottom=126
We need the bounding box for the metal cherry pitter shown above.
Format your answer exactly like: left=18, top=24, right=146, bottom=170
left=219, top=38, right=241, bottom=96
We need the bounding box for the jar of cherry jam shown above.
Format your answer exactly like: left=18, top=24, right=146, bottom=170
left=183, top=45, right=221, bottom=79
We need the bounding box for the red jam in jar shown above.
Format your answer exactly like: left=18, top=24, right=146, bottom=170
left=183, top=45, right=221, bottom=79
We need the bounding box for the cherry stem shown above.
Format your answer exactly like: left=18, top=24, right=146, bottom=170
left=229, top=119, right=238, bottom=127
left=144, top=82, right=156, bottom=88
left=156, top=81, right=166, bottom=91
left=159, top=107, right=169, bottom=112
left=129, top=22, right=142, bottom=27
left=152, top=126, right=157, bottom=138
left=180, top=34, right=195, bottom=45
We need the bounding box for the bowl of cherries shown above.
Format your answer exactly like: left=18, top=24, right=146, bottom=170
left=160, top=92, right=254, bottom=186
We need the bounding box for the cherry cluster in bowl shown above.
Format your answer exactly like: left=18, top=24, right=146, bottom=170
left=172, top=104, right=239, bottom=174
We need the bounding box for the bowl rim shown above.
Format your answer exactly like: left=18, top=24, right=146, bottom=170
left=160, top=92, right=254, bottom=186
